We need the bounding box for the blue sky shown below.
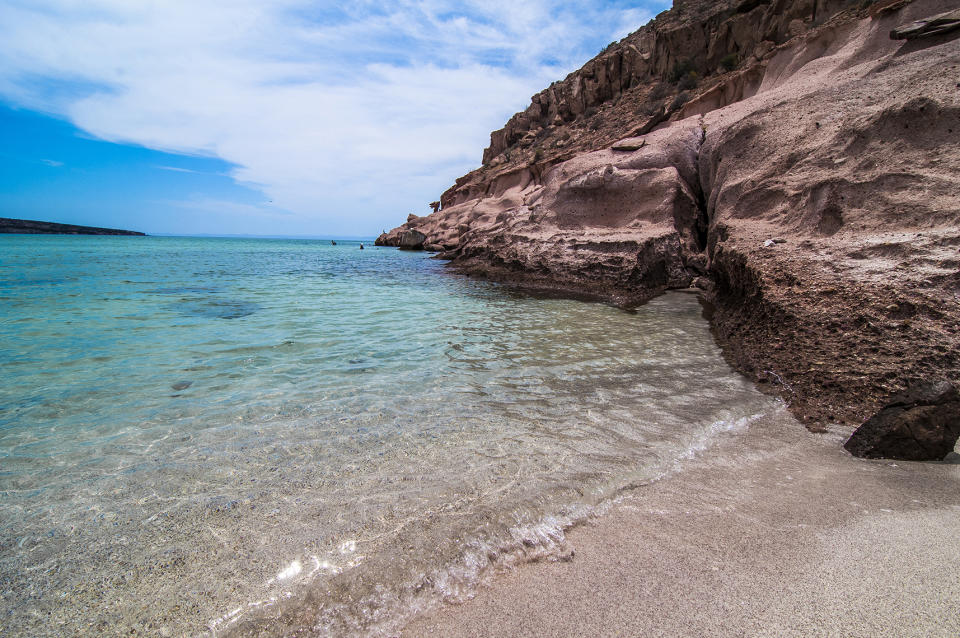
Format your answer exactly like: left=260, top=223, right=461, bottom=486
left=0, top=0, right=670, bottom=237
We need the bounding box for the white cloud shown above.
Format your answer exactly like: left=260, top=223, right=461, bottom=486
left=40, top=158, right=64, bottom=167
left=0, top=0, right=664, bottom=235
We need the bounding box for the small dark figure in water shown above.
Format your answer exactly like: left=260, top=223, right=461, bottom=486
left=331, top=240, right=336, bottom=246
left=359, top=243, right=364, bottom=250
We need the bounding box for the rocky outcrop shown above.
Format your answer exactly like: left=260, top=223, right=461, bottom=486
left=398, top=229, right=427, bottom=250
left=380, top=0, right=960, bottom=431
left=891, top=7, right=960, bottom=39
left=844, top=381, right=960, bottom=460
left=393, top=121, right=708, bottom=304
left=696, top=4, right=960, bottom=426
left=0, top=217, right=146, bottom=236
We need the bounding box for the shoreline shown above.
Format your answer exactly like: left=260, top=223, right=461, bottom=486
left=402, top=406, right=960, bottom=637
left=439, top=258, right=848, bottom=431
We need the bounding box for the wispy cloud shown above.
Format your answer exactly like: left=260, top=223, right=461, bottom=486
left=40, top=158, right=64, bottom=167
left=0, top=0, right=666, bottom=233
left=155, top=165, right=202, bottom=174
left=165, top=195, right=294, bottom=218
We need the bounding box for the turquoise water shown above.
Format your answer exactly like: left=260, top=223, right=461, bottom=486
left=0, top=235, right=782, bottom=636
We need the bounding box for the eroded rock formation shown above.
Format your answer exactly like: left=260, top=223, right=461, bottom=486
left=377, top=0, right=960, bottom=440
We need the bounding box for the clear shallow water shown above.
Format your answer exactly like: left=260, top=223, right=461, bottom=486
left=0, top=235, right=782, bottom=636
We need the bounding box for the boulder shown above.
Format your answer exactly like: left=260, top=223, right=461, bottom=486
left=844, top=381, right=960, bottom=461
left=398, top=229, right=427, bottom=250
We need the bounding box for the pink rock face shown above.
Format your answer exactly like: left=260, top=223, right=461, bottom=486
left=379, top=0, right=960, bottom=429
left=379, top=121, right=708, bottom=303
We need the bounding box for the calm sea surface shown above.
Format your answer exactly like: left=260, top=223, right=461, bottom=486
left=0, top=235, right=782, bottom=636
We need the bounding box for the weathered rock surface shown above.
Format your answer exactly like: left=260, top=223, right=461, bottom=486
left=844, top=381, right=960, bottom=460
left=380, top=0, right=960, bottom=432
left=891, top=7, right=960, bottom=39
left=397, top=229, right=427, bottom=250
left=0, top=217, right=146, bottom=236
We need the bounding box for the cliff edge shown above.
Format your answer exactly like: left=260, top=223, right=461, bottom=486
left=378, top=0, right=960, bottom=440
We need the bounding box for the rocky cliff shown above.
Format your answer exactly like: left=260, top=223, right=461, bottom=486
left=377, top=0, right=960, bottom=445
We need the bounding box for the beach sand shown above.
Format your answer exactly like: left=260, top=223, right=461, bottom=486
left=403, top=407, right=960, bottom=637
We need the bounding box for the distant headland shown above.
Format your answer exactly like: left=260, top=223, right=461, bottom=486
left=0, top=217, right=146, bottom=236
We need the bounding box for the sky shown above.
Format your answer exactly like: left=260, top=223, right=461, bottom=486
left=0, top=0, right=670, bottom=237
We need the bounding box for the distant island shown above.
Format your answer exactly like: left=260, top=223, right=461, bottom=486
left=0, top=217, right=145, bottom=236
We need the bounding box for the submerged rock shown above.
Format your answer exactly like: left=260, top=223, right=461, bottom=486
left=844, top=381, right=960, bottom=461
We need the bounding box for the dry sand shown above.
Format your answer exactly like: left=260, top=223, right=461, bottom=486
left=403, top=406, right=960, bottom=637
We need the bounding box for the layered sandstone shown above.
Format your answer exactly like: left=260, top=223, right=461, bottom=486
left=377, top=0, right=960, bottom=441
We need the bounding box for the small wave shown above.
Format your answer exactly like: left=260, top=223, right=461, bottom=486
left=209, top=406, right=770, bottom=637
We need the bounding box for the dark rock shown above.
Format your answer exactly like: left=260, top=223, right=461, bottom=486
left=398, top=229, right=427, bottom=250
left=891, top=9, right=960, bottom=40
left=171, top=381, right=193, bottom=391
left=844, top=381, right=960, bottom=461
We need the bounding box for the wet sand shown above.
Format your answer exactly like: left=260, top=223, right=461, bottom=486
left=403, top=407, right=960, bottom=637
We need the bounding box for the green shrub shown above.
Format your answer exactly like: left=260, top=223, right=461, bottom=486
left=677, top=71, right=699, bottom=91
left=669, top=58, right=696, bottom=83
left=649, top=82, right=670, bottom=100
left=670, top=91, right=690, bottom=111
left=719, top=53, right=740, bottom=72
left=640, top=101, right=663, bottom=116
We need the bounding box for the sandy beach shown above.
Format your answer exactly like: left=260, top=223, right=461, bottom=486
left=404, top=406, right=960, bottom=637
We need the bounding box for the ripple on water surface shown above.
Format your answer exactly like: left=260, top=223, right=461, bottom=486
left=0, top=235, right=783, bottom=637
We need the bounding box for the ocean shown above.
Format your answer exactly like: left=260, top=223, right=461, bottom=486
left=0, top=235, right=783, bottom=636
